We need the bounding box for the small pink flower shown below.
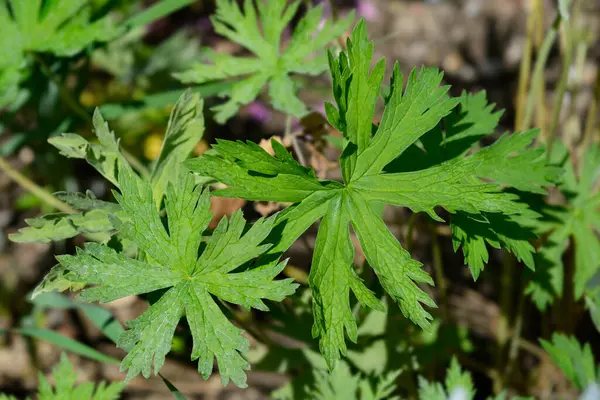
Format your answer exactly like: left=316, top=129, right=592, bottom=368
left=357, top=0, right=379, bottom=21
left=246, top=101, right=271, bottom=123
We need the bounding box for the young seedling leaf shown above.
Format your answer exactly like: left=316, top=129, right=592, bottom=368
left=418, top=358, right=474, bottom=400
left=306, top=361, right=401, bottom=400
left=541, top=333, right=599, bottom=391
left=36, top=353, right=124, bottom=400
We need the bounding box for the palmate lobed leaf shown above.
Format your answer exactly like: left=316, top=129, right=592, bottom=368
left=45, top=168, right=297, bottom=387
left=186, top=19, right=558, bottom=369
left=174, top=0, right=354, bottom=123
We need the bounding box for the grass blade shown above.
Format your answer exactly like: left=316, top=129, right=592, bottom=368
left=16, top=327, right=121, bottom=365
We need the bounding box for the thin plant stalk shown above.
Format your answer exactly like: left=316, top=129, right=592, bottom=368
left=0, top=156, right=75, bottom=214
left=533, top=0, right=547, bottom=132
left=285, top=115, right=307, bottom=167
left=504, top=281, right=527, bottom=382
left=405, top=212, right=417, bottom=253
left=547, top=17, right=574, bottom=159
left=494, top=254, right=516, bottom=393
left=583, top=70, right=600, bottom=146
left=429, top=222, right=447, bottom=319
left=515, top=0, right=539, bottom=132
left=522, top=14, right=563, bottom=131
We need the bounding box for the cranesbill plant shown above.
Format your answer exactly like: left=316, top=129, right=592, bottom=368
left=185, top=20, right=561, bottom=369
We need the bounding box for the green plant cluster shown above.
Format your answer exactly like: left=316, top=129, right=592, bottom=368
left=1, top=0, right=599, bottom=399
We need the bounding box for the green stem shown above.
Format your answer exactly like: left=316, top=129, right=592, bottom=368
left=0, top=156, right=75, bottom=214
left=522, top=14, right=562, bottom=131
left=285, top=115, right=307, bottom=167
left=583, top=69, right=600, bottom=146
left=547, top=18, right=574, bottom=159
left=122, top=148, right=151, bottom=178
left=515, top=0, right=537, bottom=132
left=429, top=222, right=447, bottom=318
left=504, top=284, right=526, bottom=382
left=494, top=254, right=516, bottom=393
left=405, top=212, right=417, bottom=253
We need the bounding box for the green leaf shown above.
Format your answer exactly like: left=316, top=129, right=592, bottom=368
left=50, top=169, right=297, bottom=387
left=174, top=0, right=354, bottom=123
left=54, top=191, right=121, bottom=212
left=345, top=191, right=433, bottom=328
left=31, top=292, right=123, bottom=344
left=540, top=333, right=598, bottom=390
left=9, top=210, right=120, bottom=243
left=444, top=357, right=475, bottom=399
left=49, top=110, right=132, bottom=186
left=327, top=20, right=385, bottom=181
left=30, top=293, right=189, bottom=399
left=15, top=328, right=120, bottom=366
left=469, top=129, right=563, bottom=194
left=0, top=0, right=121, bottom=106
left=150, top=91, right=205, bottom=205
left=307, top=363, right=360, bottom=400
left=159, top=373, right=188, bottom=400
left=309, top=194, right=382, bottom=367
left=187, top=20, right=556, bottom=369
left=352, top=159, right=529, bottom=219
left=185, top=145, right=329, bottom=203
left=417, top=357, right=475, bottom=400
left=36, top=353, right=124, bottom=400
left=31, top=264, right=86, bottom=300
left=526, top=143, right=600, bottom=309
left=585, top=285, right=600, bottom=333
left=305, top=361, right=401, bottom=400
left=349, top=64, right=458, bottom=181
left=451, top=212, right=537, bottom=280
left=126, top=0, right=195, bottom=29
